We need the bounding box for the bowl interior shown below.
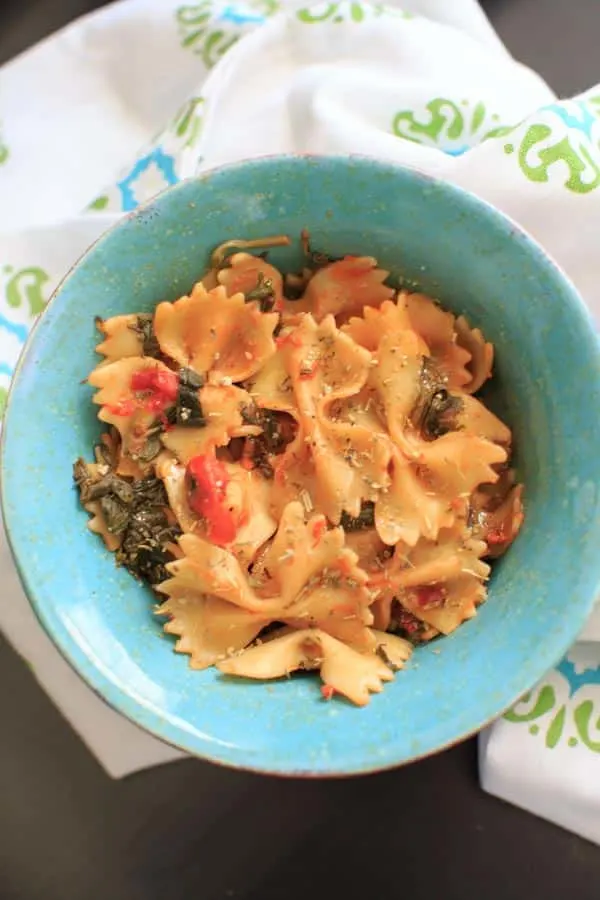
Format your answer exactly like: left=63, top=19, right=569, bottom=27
left=3, top=156, right=600, bottom=775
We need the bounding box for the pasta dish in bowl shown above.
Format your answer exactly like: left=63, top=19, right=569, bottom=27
left=3, top=155, right=599, bottom=774
left=74, top=233, right=524, bottom=707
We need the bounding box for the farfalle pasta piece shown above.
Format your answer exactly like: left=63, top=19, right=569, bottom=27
left=403, top=291, right=454, bottom=347
left=253, top=315, right=378, bottom=521
left=342, top=299, right=412, bottom=351
left=159, top=593, right=270, bottom=671
left=161, top=384, right=254, bottom=464
left=313, top=421, right=392, bottom=521
left=84, top=501, right=122, bottom=552
left=376, top=521, right=490, bottom=635
left=217, top=252, right=284, bottom=307
left=323, top=388, right=392, bottom=508
left=368, top=326, right=429, bottom=457
left=401, top=573, right=487, bottom=634
left=158, top=533, right=280, bottom=614
left=380, top=527, right=490, bottom=592
left=157, top=450, right=277, bottom=561
left=286, top=313, right=371, bottom=404
left=88, top=356, right=172, bottom=457
left=280, top=313, right=377, bottom=521
left=259, top=502, right=374, bottom=649
left=260, top=501, right=344, bottom=607
left=455, top=314, right=494, bottom=393
left=455, top=394, right=511, bottom=446
left=403, top=292, right=472, bottom=388
left=367, top=515, right=490, bottom=638
left=326, top=386, right=384, bottom=432
left=301, top=257, right=395, bottom=322
left=154, top=283, right=278, bottom=382
left=88, top=355, right=173, bottom=411
left=217, top=628, right=394, bottom=706
left=346, top=302, right=435, bottom=459
left=246, top=349, right=297, bottom=413
left=370, top=590, right=394, bottom=631
left=223, top=463, right=278, bottom=566
left=284, top=580, right=375, bottom=652
left=156, top=454, right=199, bottom=534
left=371, top=630, right=413, bottom=669
left=95, top=314, right=146, bottom=362
left=417, top=432, right=507, bottom=496
left=375, top=452, right=454, bottom=546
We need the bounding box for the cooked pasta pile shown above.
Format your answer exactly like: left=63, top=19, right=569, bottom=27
left=74, top=234, right=524, bottom=706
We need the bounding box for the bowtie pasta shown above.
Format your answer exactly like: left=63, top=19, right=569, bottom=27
left=74, top=233, right=524, bottom=707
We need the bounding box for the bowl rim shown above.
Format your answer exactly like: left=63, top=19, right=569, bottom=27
left=2, top=153, right=600, bottom=777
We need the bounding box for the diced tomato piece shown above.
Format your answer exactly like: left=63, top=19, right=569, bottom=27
left=487, top=527, right=508, bottom=545
left=414, top=585, right=446, bottom=608
left=393, top=607, right=421, bottom=634
left=187, top=454, right=237, bottom=545
left=311, top=518, right=327, bottom=546
left=321, top=684, right=335, bottom=701
left=131, top=368, right=178, bottom=412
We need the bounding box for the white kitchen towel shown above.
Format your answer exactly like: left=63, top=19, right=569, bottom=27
left=1, top=0, right=600, bottom=836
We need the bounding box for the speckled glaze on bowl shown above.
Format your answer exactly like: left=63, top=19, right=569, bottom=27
left=3, top=156, right=600, bottom=776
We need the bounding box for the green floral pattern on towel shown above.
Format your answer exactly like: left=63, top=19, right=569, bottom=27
left=504, top=650, right=600, bottom=753
left=391, top=97, right=513, bottom=156
left=0, top=264, right=51, bottom=411
left=296, top=2, right=412, bottom=23
left=502, top=100, right=600, bottom=193
left=176, top=1, right=279, bottom=68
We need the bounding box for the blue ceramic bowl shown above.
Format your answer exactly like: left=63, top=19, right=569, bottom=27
left=3, top=156, right=600, bottom=776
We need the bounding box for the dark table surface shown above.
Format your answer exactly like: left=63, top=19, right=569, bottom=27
left=4, top=628, right=600, bottom=900
left=3, top=1, right=600, bottom=898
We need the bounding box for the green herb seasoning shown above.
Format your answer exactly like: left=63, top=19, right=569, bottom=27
left=74, top=462, right=133, bottom=506
left=249, top=438, right=275, bottom=480
left=245, top=273, right=276, bottom=313
left=239, top=407, right=298, bottom=479
left=389, top=601, right=428, bottom=643
left=340, top=501, right=375, bottom=532
left=166, top=367, right=205, bottom=428
left=116, top=505, right=180, bottom=587
left=421, top=387, right=463, bottom=440
left=73, top=462, right=180, bottom=586
left=129, top=313, right=161, bottom=358
left=133, top=427, right=164, bottom=463
left=412, top=356, right=463, bottom=440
